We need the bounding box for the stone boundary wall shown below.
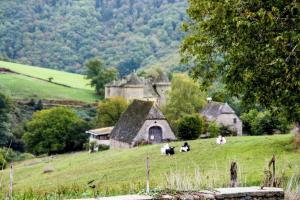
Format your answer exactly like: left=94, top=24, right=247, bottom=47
left=159, top=187, right=284, bottom=200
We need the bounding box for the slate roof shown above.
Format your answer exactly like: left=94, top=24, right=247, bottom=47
left=125, top=73, right=143, bottom=85
left=200, top=101, right=235, bottom=120
left=110, top=100, right=166, bottom=144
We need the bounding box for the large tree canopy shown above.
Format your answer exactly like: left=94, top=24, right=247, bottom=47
left=0, top=93, right=13, bottom=147
left=23, top=107, right=88, bottom=155
left=95, top=96, right=128, bottom=128
left=85, top=58, right=117, bottom=96
left=182, top=0, right=300, bottom=124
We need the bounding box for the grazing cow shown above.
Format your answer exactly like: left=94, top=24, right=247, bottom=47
left=165, top=147, right=175, bottom=155
left=161, top=143, right=170, bottom=155
left=180, top=142, right=190, bottom=152
left=161, top=144, right=175, bottom=155
left=216, top=136, right=226, bottom=144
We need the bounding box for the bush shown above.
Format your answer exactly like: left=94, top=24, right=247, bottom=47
left=241, top=109, right=291, bottom=135
left=219, top=125, right=237, bottom=136
left=23, top=107, right=89, bottom=155
left=207, top=121, right=220, bottom=138
left=98, top=144, right=109, bottom=151
left=177, top=114, right=205, bottom=140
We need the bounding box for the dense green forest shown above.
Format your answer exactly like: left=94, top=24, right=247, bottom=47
left=0, top=0, right=187, bottom=75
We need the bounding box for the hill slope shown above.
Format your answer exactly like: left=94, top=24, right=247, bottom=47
left=0, top=135, right=299, bottom=198
left=0, top=61, right=92, bottom=90
left=0, top=61, right=98, bottom=102
left=0, top=0, right=187, bottom=75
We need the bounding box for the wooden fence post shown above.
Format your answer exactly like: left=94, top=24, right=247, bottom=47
left=146, top=156, right=150, bottom=194
left=9, top=162, right=13, bottom=200
left=268, top=155, right=276, bottom=187
left=230, top=161, right=237, bottom=187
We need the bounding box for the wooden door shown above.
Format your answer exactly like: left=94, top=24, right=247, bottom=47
left=149, top=126, right=163, bottom=144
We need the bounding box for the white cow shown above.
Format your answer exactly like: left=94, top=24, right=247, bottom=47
left=161, top=143, right=170, bottom=155
left=216, top=136, right=226, bottom=145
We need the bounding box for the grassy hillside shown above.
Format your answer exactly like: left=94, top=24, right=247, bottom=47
left=0, top=73, right=98, bottom=103
left=0, top=135, right=299, bottom=199
left=0, top=61, right=92, bottom=90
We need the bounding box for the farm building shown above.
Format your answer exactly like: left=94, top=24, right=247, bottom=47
left=110, top=99, right=176, bottom=148
left=200, top=101, right=243, bottom=136
left=105, top=72, right=170, bottom=106
left=86, top=127, right=114, bottom=147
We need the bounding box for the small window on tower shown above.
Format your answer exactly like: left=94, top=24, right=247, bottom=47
left=233, top=118, right=237, bottom=124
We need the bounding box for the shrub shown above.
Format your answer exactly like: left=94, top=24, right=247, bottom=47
left=207, top=121, right=220, bottom=138
left=219, top=125, right=237, bottom=136
left=95, top=96, right=128, bottom=128
left=98, top=144, right=109, bottom=151
left=241, top=109, right=291, bottom=135
left=177, top=114, right=205, bottom=140
left=23, top=107, right=89, bottom=155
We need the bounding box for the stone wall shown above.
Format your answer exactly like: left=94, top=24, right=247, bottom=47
left=134, top=119, right=176, bottom=144
left=110, top=139, right=130, bottom=148
left=158, top=187, right=284, bottom=200
left=216, top=114, right=243, bottom=136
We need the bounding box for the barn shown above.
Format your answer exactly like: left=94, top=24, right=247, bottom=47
left=110, top=99, right=176, bottom=148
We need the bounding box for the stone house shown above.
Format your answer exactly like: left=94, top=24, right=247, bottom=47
left=105, top=72, right=170, bottom=106
left=86, top=127, right=114, bottom=147
left=110, top=99, right=176, bottom=148
left=200, top=101, right=243, bottom=136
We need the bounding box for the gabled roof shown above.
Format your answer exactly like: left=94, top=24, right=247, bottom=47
left=200, top=101, right=235, bottom=120
left=86, top=127, right=114, bottom=136
left=110, top=100, right=166, bottom=144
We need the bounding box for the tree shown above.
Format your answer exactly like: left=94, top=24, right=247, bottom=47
left=177, top=114, right=205, bottom=140
left=162, top=73, right=206, bottom=131
left=23, top=107, right=88, bottom=155
left=241, top=109, right=290, bottom=135
left=182, top=0, right=300, bottom=146
left=85, top=58, right=118, bottom=96
left=0, top=93, right=13, bottom=147
left=95, top=96, right=128, bottom=127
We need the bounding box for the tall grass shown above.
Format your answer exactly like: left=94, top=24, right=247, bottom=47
left=285, top=175, right=300, bottom=200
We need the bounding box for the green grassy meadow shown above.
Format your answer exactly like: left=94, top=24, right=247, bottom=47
left=0, top=134, right=299, bottom=199
left=0, top=61, right=92, bottom=90
left=0, top=73, right=99, bottom=103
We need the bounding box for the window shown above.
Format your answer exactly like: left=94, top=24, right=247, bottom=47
left=233, top=118, right=237, bottom=124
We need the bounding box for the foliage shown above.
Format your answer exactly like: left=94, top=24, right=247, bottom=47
left=85, top=58, right=117, bottom=96
left=219, top=125, right=237, bottom=137
left=0, top=92, right=13, bottom=147
left=241, top=109, right=291, bottom=135
left=23, top=107, right=89, bottom=155
left=98, top=144, right=109, bottom=151
left=0, top=148, right=34, bottom=163
left=95, top=96, right=128, bottom=128
left=0, top=0, right=187, bottom=74
left=182, top=0, right=300, bottom=145
left=207, top=121, right=220, bottom=138
left=177, top=114, right=205, bottom=140
left=162, top=73, right=206, bottom=131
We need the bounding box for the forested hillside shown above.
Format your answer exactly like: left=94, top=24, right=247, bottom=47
left=0, top=0, right=187, bottom=75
